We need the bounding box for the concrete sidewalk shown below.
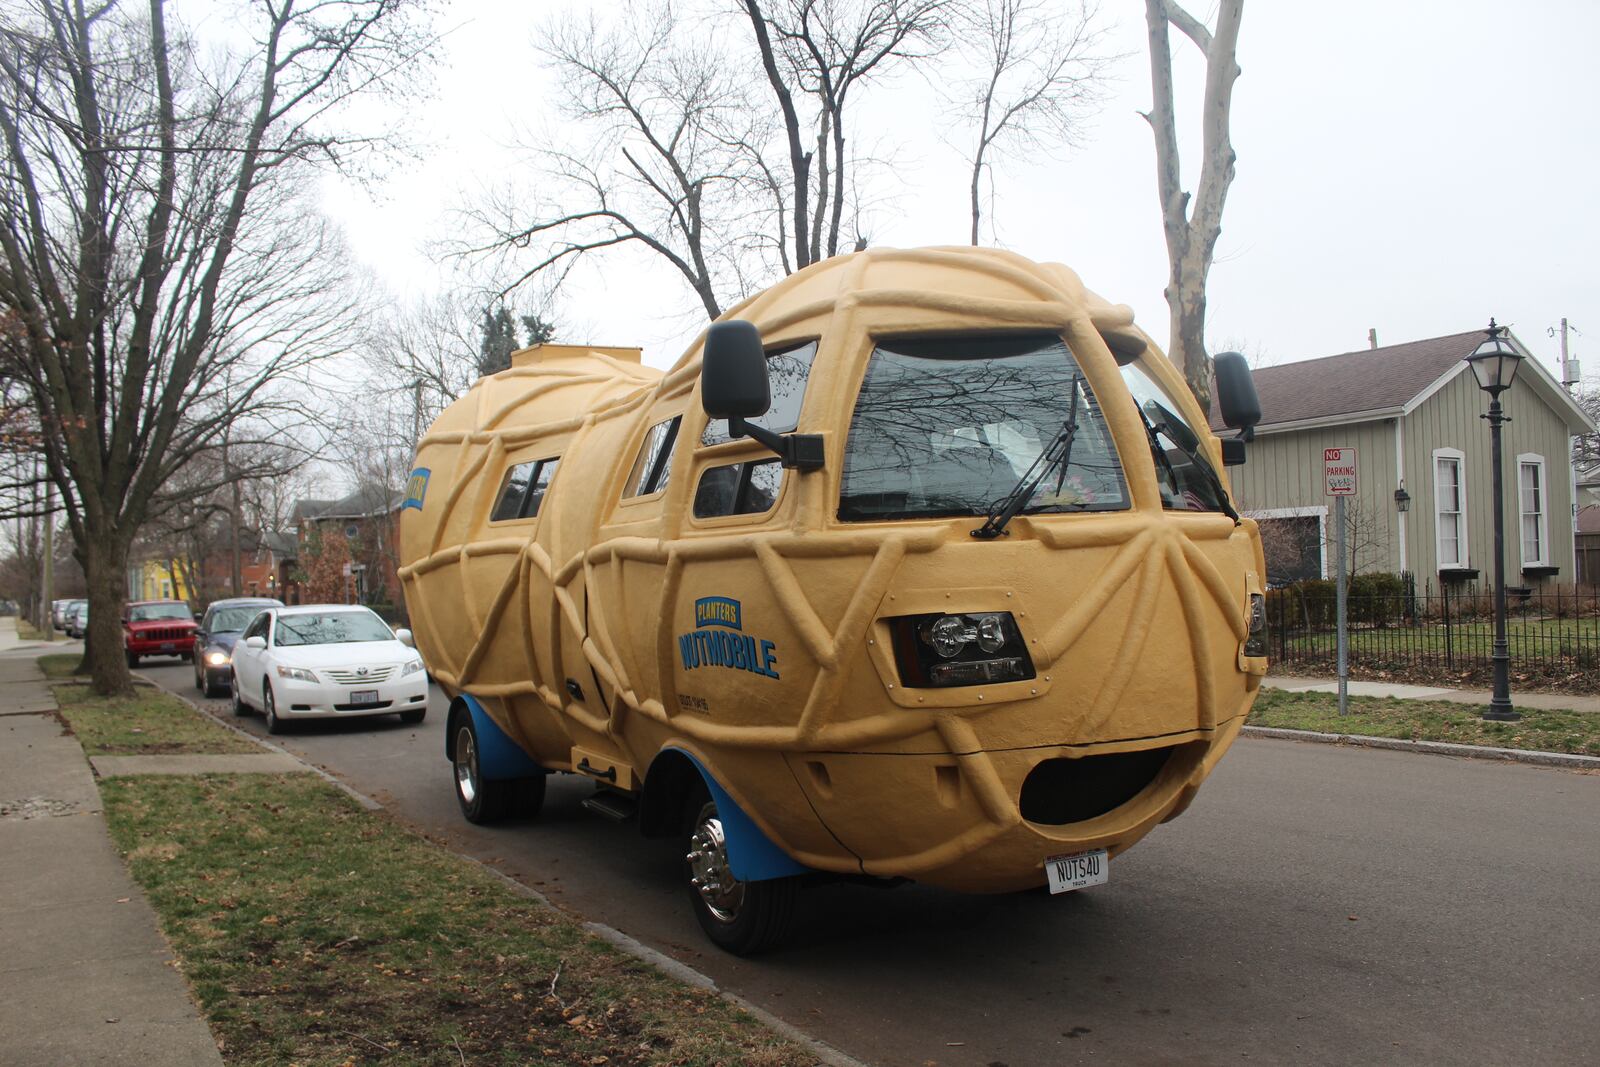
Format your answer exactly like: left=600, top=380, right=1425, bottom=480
left=0, top=656, right=222, bottom=1066
left=1265, top=673, right=1600, bottom=713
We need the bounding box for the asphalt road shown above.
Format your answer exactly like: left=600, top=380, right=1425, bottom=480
left=143, top=659, right=1600, bottom=1066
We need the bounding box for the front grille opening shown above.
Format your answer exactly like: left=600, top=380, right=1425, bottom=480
left=1019, top=746, right=1175, bottom=825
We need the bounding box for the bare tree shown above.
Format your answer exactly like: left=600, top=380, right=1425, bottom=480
left=742, top=0, right=956, bottom=270
left=1142, top=0, right=1244, bottom=408
left=951, top=0, right=1112, bottom=245
left=0, top=0, right=432, bottom=694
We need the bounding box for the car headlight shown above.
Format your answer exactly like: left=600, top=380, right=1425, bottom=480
left=893, top=612, right=1035, bottom=688
left=400, top=657, right=424, bottom=677
left=1242, top=593, right=1268, bottom=658
left=205, top=650, right=230, bottom=666
left=276, top=665, right=319, bottom=683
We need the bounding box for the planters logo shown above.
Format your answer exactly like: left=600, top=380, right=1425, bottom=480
left=402, top=468, right=430, bottom=511
left=679, top=596, right=779, bottom=680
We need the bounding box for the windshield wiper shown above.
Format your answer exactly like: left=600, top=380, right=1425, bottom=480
left=1137, top=403, right=1240, bottom=525
left=972, top=375, right=1083, bottom=540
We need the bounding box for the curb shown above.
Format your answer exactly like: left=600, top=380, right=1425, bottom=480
left=162, top=676, right=872, bottom=1067
left=1241, top=724, right=1600, bottom=770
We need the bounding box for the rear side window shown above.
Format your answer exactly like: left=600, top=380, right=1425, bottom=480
left=490, top=457, right=561, bottom=521
left=701, top=340, right=818, bottom=445
left=693, top=460, right=783, bottom=518
left=624, top=416, right=682, bottom=498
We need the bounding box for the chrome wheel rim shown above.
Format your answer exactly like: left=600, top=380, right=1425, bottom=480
left=264, top=686, right=275, bottom=724
left=454, top=725, right=478, bottom=805
left=687, top=801, right=744, bottom=923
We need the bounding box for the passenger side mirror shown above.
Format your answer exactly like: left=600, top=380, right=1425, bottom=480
left=1213, top=351, right=1261, bottom=440
left=394, top=627, right=414, bottom=647
left=701, top=321, right=770, bottom=420
left=244, top=635, right=266, bottom=650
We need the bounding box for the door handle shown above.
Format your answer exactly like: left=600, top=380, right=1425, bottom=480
left=576, top=758, right=616, bottom=782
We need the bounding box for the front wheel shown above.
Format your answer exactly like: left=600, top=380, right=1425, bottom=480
left=451, top=712, right=543, bottom=824
left=263, top=682, right=284, bottom=734
left=398, top=707, right=426, bottom=725
left=683, top=789, right=798, bottom=956
left=230, top=672, right=248, bottom=716
left=126, top=651, right=138, bottom=668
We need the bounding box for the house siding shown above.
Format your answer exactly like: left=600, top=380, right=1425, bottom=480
left=1402, top=368, right=1576, bottom=586
left=1227, top=418, right=1401, bottom=576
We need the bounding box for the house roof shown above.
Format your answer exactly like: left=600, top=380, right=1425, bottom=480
left=1209, top=329, right=1598, bottom=436
left=293, top=485, right=404, bottom=522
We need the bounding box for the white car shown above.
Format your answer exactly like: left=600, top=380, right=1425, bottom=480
left=228, top=605, right=428, bottom=734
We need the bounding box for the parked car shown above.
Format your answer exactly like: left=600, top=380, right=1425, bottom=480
left=66, top=602, right=88, bottom=639
left=123, top=599, right=197, bottom=667
left=53, top=598, right=86, bottom=631
left=192, top=597, right=284, bottom=697
left=228, top=605, right=427, bottom=734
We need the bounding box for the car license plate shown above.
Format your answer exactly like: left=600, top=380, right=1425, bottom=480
left=160, top=642, right=175, bottom=651
left=351, top=690, right=379, bottom=705
left=1045, top=849, right=1108, bottom=894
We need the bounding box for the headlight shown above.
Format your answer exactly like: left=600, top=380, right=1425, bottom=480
left=1242, top=593, right=1267, bottom=658
left=275, top=665, right=319, bottom=683
left=893, top=612, right=1034, bottom=688
left=205, top=650, right=230, bottom=666
left=400, top=657, right=424, bottom=677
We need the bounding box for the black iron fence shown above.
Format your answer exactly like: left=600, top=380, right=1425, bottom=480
left=1267, top=576, right=1600, bottom=692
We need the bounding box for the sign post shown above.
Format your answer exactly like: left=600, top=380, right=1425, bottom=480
left=1324, top=448, right=1357, bottom=715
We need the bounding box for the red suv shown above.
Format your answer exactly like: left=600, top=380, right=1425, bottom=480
left=124, top=600, right=198, bottom=668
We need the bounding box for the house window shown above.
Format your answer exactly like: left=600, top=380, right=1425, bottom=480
left=1247, top=507, right=1327, bottom=585
left=1517, top=454, right=1548, bottom=566
left=1433, top=449, right=1467, bottom=569
left=624, top=415, right=682, bottom=498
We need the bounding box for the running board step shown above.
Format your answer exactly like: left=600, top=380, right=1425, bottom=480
left=581, top=792, right=638, bottom=822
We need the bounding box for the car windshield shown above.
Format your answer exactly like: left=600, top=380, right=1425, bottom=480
left=839, top=334, right=1129, bottom=521
left=209, top=607, right=264, bottom=633
left=273, top=612, right=394, bottom=647
left=129, top=603, right=192, bottom=622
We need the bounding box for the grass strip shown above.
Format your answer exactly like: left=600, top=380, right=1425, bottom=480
left=44, top=653, right=260, bottom=755
left=1249, top=688, right=1600, bottom=757
left=102, top=774, right=814, bottom=1067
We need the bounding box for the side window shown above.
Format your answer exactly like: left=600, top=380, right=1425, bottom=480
left=693, top=460, right=784, bottom=518
left=244, top=614, right=269, bottom=641
left=490, top=457, right=561, bottom=521
left=624, top=416, right=682, bottom=498
left=702, top=340, right=818, bottom=445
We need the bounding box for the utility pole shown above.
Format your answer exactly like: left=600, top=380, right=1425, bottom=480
left=1550, top=318, right=1580, bottom=392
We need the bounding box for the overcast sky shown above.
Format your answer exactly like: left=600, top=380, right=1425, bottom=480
left=316, top=0, right=1598, bottom=383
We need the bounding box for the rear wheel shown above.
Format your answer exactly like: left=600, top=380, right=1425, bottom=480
left=450, top=711, right=543, bottom=824
left=263, top=682, right=284, bottom=734
left=683, top=785, right=798, bottom=955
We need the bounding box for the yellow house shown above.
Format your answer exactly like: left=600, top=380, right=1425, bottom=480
left=126, top=558, right=195, bottom=603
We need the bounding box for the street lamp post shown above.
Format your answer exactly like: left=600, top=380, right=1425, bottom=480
left=1464, top=319, right=1524, bottom=722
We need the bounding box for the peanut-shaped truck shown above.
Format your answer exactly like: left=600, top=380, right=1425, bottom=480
left=398, top=245, right=1266, bottom=954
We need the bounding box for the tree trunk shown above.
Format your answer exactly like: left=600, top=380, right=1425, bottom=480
left=82, top=532, right=133, bottom=695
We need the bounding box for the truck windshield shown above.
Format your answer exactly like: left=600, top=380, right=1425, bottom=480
left=839, top=334, right=1128, bottom=522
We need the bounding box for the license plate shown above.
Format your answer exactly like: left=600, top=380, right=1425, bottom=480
left=351, top=690, right=379, bottom=705
left=160, top=642, right=175, bottom=651
left=1045, top=849, right=1109, bottom=894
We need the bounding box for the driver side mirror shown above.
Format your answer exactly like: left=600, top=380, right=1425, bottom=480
left=244, top=635, right=266, bottom=650
left=1213, top=351, right=1261, bottom=438
left=699, top=320, right=824, bottom=471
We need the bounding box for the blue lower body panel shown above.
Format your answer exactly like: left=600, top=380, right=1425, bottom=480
left=460, top=694, right=545, bottom=781
left=671, top=748, right=810, bottom=882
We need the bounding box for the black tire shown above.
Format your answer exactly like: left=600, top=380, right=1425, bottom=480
left=230, top=671, right=248, bottom=716
left=180, top=651, right=193, bottom=663
left=193, top=659, right=205, bottom=692
left=126, top=651, right=138, bottom=668
left=263, top=682, right=284, bottom=734
left=682, top=783, right=798, bottom=955
left=399, top=707, right=426, bottom=725
left=203, top=670, right=226, bottom=699
left=450, top=711, right=543, bottom=824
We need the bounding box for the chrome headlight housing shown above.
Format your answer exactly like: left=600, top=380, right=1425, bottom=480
left=276, top=665, right=319, bottom=683
left=1242, top=593, right=1267, bottom=658
left=400, top=657, right=424, bottom=677
left=893, top=612, right=1035, bottom=688
left=205, top=649, right=231, bottom=667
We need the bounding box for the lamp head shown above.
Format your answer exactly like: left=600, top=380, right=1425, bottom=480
left=1465, top=318, right=1524, bottom=396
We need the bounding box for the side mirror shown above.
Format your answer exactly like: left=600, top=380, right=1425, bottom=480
left=244, top=635, right=266, bottom=650
left=1213, top=351, right=1261, bottom=440
left=394, top=627, right=414, bottom=648
left=701, top=321, right=770, bottom=420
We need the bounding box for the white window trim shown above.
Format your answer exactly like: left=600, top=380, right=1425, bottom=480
left=1433, top=448, right=1469, bottom=570
left=1516, top=452, right=1549, bottom=567
left=1243, top=505, right=1328, bottom=579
